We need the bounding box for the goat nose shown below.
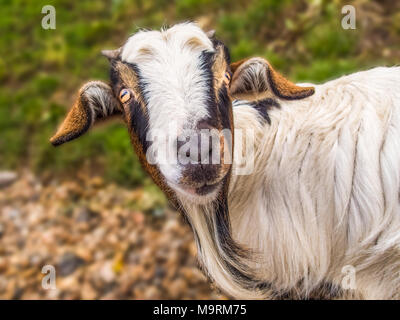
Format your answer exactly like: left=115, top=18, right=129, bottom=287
left=198, top=131, right=213, bottom=164
left=176, top=134, right=212, bottom=164
left=176, top=130, right=214, bottom=165
left=197, top=121, right=219, bottom=164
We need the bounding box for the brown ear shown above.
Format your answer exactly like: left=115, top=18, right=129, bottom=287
left=50, top=81, right=120, bottom=146
left=229, top=57, right=314, bottom=101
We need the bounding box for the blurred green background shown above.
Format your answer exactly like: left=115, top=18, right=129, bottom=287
left=1, top=0, right=399, bottom=186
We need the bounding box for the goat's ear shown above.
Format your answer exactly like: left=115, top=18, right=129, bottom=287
left=229, top=57, right=314, bottom=101
left=50, top=81, right=121, bottom=146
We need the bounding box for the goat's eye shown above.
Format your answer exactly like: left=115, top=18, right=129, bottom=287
left=224, top=72, right=231, bottom=86
left=119, top=89, right=131, bottom=103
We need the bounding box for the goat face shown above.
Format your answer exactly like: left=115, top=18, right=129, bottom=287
left=50, top=23, right=234, bottom=204
left=113, top=24, right=233, bottom=203
left=50, top=23, right=315, bottom=207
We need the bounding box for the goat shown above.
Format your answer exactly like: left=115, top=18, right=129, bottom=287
left=50, top=23, right=400, bottom=299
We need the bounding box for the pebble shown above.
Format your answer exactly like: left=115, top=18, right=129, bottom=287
left=99, top=261, right=115, bottom=283
left=0, top=171, right=17, bottom=188
left=57, top=252, right=85, bottom=277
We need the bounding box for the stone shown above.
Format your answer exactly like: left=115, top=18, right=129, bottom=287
left=0, top=171, right=17, bottom=188
left=57, top=252, right=85, bottom=277
left=99, top=261, right=115, bottom=283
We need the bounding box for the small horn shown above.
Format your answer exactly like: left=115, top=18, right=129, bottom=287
left=101, top=48, right=121, bottom=60
left=206, top=30, right=216, bottom=38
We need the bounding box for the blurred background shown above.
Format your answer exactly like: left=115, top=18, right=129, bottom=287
left=0, top=0, right=399, bottom=299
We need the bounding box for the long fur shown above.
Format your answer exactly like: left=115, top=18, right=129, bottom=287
left=184, top=66, right=400, bottom=299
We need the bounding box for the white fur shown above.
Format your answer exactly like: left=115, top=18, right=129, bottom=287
left=121, top=23, right=215, bottom=187
left=223, top=66, right=400, bottom=298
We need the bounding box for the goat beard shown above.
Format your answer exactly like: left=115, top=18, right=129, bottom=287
left=173, top=168, right=271, bottom=299
left=139, top=119, right=270, bottom=297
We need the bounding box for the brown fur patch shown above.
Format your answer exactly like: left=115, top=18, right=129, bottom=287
left=266, top=62, right=314, bottom=100
left=184, top=36, right=206, bottom=50
left=50, top=96, right=91, bottom=146
left=137, top=47, right=154, bottom=57
left=212, top=45, right=229, bottom=97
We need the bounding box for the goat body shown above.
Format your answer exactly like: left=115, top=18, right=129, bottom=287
left=192, top=66, right=400, bottom=299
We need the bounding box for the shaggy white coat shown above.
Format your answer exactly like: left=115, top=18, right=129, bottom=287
left=182, top=66, right=400, bottom=299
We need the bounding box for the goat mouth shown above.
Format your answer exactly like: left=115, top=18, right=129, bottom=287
left=180, top=181, right=220, bottom=195
left=195, top=182, right=220, bottom=195
left=173, top=180, right=222, bottom=200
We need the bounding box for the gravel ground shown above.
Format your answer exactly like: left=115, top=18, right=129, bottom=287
left=0, top=171, right=227, bottom=299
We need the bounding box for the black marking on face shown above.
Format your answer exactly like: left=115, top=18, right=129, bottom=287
left=211, top=38, right=231, bottom=65
left=110, top=60, right=151, bottom=153
left=125, top=62, right=150, bottom=103
left=212, top=40, right=232, bottom=130
left=199, top=50, right=220, bottom=128
left=217, top=86, right=232, bottom=130
left=128, top=99, right=150, bottom=153
left=127, top=63, right=151, bottom=153
left=199, top=43, right=232, bottom=130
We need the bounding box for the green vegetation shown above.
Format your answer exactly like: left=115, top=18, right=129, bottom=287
left=1, top=0, right=399, bottom=186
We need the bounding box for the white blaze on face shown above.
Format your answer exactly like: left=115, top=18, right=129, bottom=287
left=120, top=23, right=216, bottom=186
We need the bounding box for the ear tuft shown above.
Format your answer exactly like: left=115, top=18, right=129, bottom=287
left=50, top=81, right=119, bottom=146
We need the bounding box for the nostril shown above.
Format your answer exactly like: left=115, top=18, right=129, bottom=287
left=197, top=121, right=220, bottom=165
left=176, top=138, right=192, bottom=163
left=176, top=139, right=186, bottom=153
left=198, top=134, right=213, bottom=164
left=176, top=121, right=220, bottom=166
